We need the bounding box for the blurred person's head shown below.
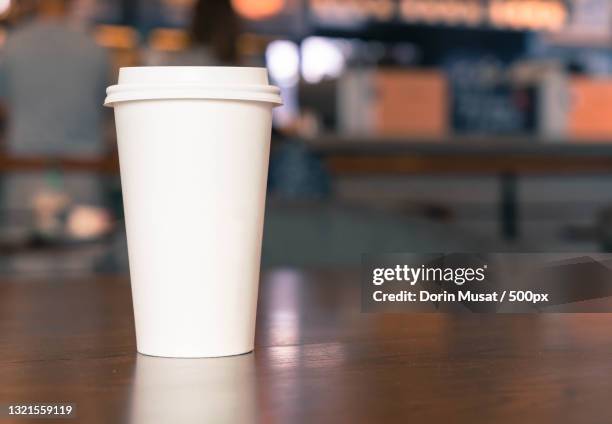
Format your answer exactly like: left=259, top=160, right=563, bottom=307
left=36, top=0, right=72, bottom=18
left=189, top=0, right=240, bottom=64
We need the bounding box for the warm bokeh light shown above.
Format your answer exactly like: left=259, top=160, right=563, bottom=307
left=231, top=0, right=285, bottom=20
left=66, top=206, right=113, bottom=240
left=149, top=28, right=190, bottom=52
left=0, top=0, right=11, bottom=16
left=310, top=0, right=394, bottom=23
left=489, top=0, right=567, bottom=31
left=387, top=0, right=567, bottom=30
left=94, top=25, right=139, bottom=49
left=400, top=0, right=484, bottom=26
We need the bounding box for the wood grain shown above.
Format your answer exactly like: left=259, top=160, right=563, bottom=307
left=2, top=269, right=612, bottom=423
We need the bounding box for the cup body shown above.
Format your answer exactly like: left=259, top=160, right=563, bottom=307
left=108, top=67, right=279, bottom=357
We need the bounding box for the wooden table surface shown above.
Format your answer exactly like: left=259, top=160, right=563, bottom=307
left=2, top=269, right=612, bottom=423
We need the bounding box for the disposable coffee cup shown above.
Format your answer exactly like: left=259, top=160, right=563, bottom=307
left=105, top=67, right=282, bottom=358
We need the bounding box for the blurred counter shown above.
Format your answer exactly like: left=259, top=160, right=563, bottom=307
left=306, top=135, right=612, bottom=174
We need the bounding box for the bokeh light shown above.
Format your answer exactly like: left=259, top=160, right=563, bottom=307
left=266, top=40, right=300, bottom=85
left=301, top=37, right=346, bottom=84
left=231, top=0, right=285, bottom=20
left=0, top=0, right=11, bottom=16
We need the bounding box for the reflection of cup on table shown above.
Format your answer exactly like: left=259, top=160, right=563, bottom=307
left=105, top=67, right=282, bottom=357
left=130, top=354, right=256, bottom=424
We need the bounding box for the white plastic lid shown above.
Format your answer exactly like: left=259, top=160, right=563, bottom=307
left=104, top=67, right=282, bottom=106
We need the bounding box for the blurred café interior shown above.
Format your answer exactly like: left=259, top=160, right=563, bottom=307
left=2, top=0, right=612, bottom=275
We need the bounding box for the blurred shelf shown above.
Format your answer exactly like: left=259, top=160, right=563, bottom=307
left=305, top=134, right=612, bottom=174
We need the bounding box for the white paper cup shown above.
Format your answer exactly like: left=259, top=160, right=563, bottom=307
left=105, top=67, right=282, bottom=357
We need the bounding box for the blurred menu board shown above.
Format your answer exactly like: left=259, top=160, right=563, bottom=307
left=308, top=0, right=567, bottom=31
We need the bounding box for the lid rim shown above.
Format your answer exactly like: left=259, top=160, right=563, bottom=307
left=107, top=83, right=281, bottom=94
left=104, top=89, right=283, bottom=107
left=106, top=66, right=282, bottom=107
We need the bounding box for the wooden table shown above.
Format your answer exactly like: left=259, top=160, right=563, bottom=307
left=2, top=269, right=612, bottom=423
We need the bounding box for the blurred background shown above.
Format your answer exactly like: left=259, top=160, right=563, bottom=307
left=3, top=0, right=612, bottom=276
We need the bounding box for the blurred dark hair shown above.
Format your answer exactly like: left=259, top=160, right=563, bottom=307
left=189, top=0, right=240, bottom=65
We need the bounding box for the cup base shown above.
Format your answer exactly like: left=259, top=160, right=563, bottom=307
left=136, top=347, right=254, bottom=359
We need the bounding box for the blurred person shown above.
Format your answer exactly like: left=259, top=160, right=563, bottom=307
left=0, top=0, right=112, bottom=243
left=146, top=0, right=240, bottom=66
